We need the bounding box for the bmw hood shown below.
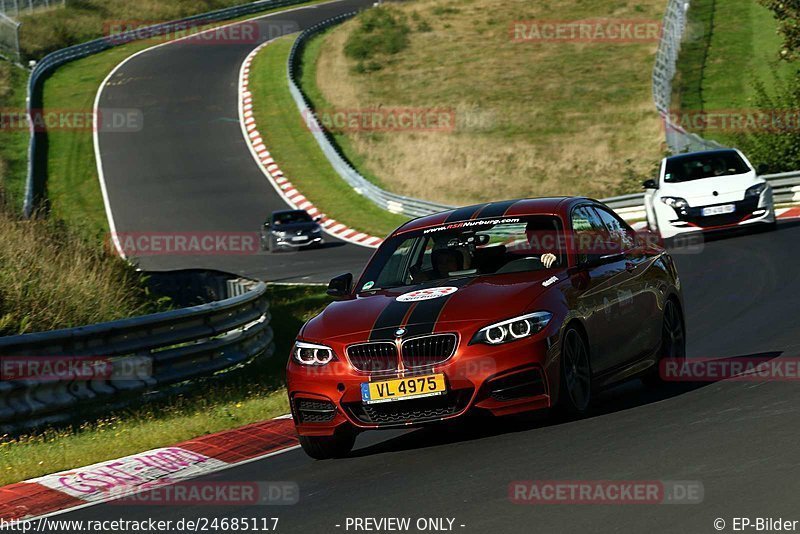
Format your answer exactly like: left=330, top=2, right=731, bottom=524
left=301, top=272, right=564, bottom=343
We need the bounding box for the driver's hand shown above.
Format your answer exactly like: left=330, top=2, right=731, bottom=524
left=541, top=253, right=557, bottom=268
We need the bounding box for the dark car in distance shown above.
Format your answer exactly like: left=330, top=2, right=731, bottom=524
left=262, top=209, right=324, bottom=252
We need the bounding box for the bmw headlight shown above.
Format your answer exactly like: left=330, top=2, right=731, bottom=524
left=661, top=196, right=689, bottom=210
left=293, top=341, right=336, bottom=366
left=745, top=183, right=768, bottom=198
left=471, top=312, right=553, bottom=346
left=312, top=227, right=322, bottom=234
left=274, top=230, right=286, bottom=237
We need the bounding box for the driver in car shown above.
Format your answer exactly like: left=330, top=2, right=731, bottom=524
left=431, top=248, right=469, bottom=278
left=525, top=220, right=559, bottom=268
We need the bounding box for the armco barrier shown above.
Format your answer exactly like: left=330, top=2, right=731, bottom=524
left=22, top=0, right=312, bottom=217
left=0, top=276, right=273, bottom=435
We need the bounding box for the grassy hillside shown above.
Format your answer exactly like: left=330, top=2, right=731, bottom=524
left=17, top=0, right=275, bottom=59
left=673, top=0, right=791, bottom=112
left=671, top=0, right=794, bottom=145
left=0, top=199, right=166, bottom=335
left=306, top=0, right=667, bottom=205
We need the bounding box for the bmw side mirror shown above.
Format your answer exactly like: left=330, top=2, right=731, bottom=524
left=327, top=273, right=353, bottom=299
left=313, top=216, right=322, bottom=223
left=756, top=163, right=769, bottom=176
left=642, top=179, right=658, bottom=189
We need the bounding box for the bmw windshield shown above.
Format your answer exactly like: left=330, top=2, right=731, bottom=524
left=357, top=216, right=564, bottom=292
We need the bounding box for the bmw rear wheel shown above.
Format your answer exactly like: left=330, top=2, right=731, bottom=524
left=558, top=327, right=592, bottom=417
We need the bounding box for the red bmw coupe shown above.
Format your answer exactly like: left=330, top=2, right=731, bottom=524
left=287, top=197, right=684, bottom=459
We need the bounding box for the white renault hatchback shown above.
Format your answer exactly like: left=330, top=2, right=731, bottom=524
left=643, top=148, right=775, bottom=239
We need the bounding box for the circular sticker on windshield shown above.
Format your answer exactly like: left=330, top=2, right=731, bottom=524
left=396, top=287, right=458, bottom=302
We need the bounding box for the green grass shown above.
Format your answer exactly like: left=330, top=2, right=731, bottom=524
left=306, top=0, right=668, bottom=205
left=249, top=34, right=409, bottom=236
left=299, top=31, right=397, bottom=192
left=0, top=284, right=329, bottom=486
left=672, top=0, right=794, bottom=142
left=0, top=62, right=29, bottom=211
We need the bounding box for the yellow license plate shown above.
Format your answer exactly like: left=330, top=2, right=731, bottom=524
left=361, top=374, right=446, bottom=404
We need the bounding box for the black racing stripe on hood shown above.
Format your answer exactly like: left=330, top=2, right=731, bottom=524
left=369, top=300, right=414, bottom=341
left=473, top=199, right=520, bottom=219
left=368, top=278, right=473, bottom=341
left=444, top=204, right=487, bottom=223
left=400, top=278, right=473, bottom=338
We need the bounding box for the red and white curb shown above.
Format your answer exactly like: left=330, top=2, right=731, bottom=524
left=238, top=41, right=383, bottom=249
left=0, top=415, right=299, bottom=521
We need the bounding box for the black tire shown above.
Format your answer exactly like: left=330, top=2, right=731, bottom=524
left=760, top=220, right=777, bottom=233
left=643, top=298, right=686, bottom=387
left=298, top=428, right=356, bottom=460
left=557, top=327, right=593, bottom=417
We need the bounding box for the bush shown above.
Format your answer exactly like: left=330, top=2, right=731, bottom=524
left=0, top=198, right=168, bottom=335
left=344, top=7, right=410, bottom=67
left=734, top=70, right=800, bottom=173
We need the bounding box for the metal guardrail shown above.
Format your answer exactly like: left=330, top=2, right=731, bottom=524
left=0, top=277, right=273, bottom=434
left=287, top=13, right=455, bottom=219
left=22, top=0, right=311, bottom=217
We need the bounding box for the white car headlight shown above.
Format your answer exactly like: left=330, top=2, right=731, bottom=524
left=661, top=196, right=689, bottom=210
left=745, top=183, right=768, bottom=198
left=293, top=341, right=335, bottom=366
left=471, top=312, right=553, bottom=346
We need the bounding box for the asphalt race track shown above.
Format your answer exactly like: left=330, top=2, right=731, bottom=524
left=58, top=220, right=800, bottom=532
left=95, top=0, right=376, bottom=283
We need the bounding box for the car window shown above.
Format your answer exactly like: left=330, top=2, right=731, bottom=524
left=571, top=206, right=610, bottom=265
left=594, top=206, right=636, bottom=252
left=273, top=211, right=312, bottom=225
left=664, top=151, right=750, bottom=182
left=358, top=216, right=564, bottom=291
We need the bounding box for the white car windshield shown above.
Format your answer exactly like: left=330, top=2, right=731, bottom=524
left=665, top=151, right=750, bottom=183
